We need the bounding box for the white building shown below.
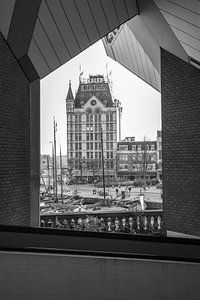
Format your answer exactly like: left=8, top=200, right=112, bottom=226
left=66, top=75, right=118, bottom=182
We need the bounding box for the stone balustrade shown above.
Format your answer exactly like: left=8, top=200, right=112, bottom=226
left=40, top=210, right=164, bottom=236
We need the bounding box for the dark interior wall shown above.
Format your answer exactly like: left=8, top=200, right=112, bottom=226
left=1, top=251, right=200, bottom=300
left=161, top=48, right=200, bottom=236
left=0, top=33, right=30, bottom=225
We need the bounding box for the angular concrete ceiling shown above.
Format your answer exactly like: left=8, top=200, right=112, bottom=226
left=154, top=0, right=200, bottom=65
left=0, top=0, right=138, bottom=81
left=0, top=0, right=199, bottom=85
left=103, top=22, right=161, bottom=91
left=103, top=0, right=200, bottom=92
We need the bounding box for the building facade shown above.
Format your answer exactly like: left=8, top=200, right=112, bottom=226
left=66, top=75, right=118, bottom=182
left=157, top=130, right=162, bottom=180
left=116, top=137, right=158, bottom=181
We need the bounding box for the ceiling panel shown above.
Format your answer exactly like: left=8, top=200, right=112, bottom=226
left=60, top=0, right=89, bottom=50
left=181, top=43, right=200, bottom=62
left=111, top=37, right=122, bottom=63
left=46, top=0, right=80, bottom=57
left=148, top=57, right=158, bottom=88
left=127, top=15, right=160, bottom=73
left=128, top=25, right=161, bottom=90
left=125, top=27, right=140, bottom=74
left=0, top=0, right=16, bottom=39
left=147, top=52, right=158, bottom=88
left=104, top=24, right=161, bottom=91
left=154, top=0, right=200, bottom=28
left=100, top=0, right=119, bottom=31
left=170, top=27, right=200, bottom=52
left=74, top=0, right=100, bottom=44
left=160, top=11, right=200, bottom=41
left=117, top=29, right=134, bottom=71
left=130, top=33, right=146, bottom=80
left=33, top=19, right=60, bottom=70
left=125, top=0, right=138, bottom=18
left=29, top=39, right=51, bottom=78
left=139, top=44, right=152, bottom=85
left=113, top=0, right=129, bottom=23
left=155, top=69, right=160, bottom=90
left=112, top=38, right=138, bottom=80
left=38, top=0, right=70, bottom=64
left=168, top=0, right=200, bottom=13
left=126, top=28, right=143, bottom=78
left=102, top=39, right=116, bottom=60
left=153, top=0, right=200, bottom=64
left=87, top=0, right=110, bottom=37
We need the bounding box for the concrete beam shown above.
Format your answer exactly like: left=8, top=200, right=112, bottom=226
left=7, top=0, right=41, bottom=59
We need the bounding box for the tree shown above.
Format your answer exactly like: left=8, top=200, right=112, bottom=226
left=73, top=157, right=86, bottom=181
left=134, top=137, right=156, bottom=191
left=91, top=159, right=98, bottom=180
left=66, top=158, right=74, bottom=183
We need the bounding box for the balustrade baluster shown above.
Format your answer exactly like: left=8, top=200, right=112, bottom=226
left=150, top=216, right=154, bottom=228
left=157, top=216, right=161, bottom=230
left=115, top=217, right=120, bottom=232
left=143, top=216, right=148, bottom=232
left=122, top=216, right=126, bottom=232
left=107, top=217, right=112, bottom=232
left=129, top=217, right=133, bottom=233
left=136, top=215, right=140, bottom=232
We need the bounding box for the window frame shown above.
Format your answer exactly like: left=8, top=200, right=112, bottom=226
left=0, top=225, right=200, bottom=263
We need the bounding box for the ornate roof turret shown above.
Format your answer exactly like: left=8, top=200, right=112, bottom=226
left=74, top=75, right=114, bottom=108
left=66, top=80, right=74, bottom=101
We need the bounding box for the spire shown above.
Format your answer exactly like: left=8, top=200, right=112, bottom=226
left=66, top=80, right=74, bottom=101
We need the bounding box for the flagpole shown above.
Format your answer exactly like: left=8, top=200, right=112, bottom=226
left=60, top=145, right=63, bottom=206
left=49, top=141, right=55, bottom=199
left=47, top=155, right=50, bottom=195
left=54, top=117, right=58, bottom=203
left=79, top=65, right=83, bottom=82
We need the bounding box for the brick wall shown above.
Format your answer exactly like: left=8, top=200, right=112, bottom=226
left=161, top=48, right=200, bottom=236
left=0, top=33, right=30, bottom=226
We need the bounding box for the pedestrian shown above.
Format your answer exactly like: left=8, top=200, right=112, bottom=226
left=116, top=188, right=118, bottom=195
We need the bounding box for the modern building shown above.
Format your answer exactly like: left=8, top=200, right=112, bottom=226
left=66, top=75, right=118, bottom=182
left=117, top=137, right=158, bottom=181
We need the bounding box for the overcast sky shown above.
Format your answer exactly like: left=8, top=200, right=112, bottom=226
left=41, top=40, right=161, bottom=155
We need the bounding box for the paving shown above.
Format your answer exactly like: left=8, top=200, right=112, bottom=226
left=41, top=183, right=162, bottom=203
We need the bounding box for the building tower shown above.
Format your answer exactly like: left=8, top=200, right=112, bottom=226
left=66, top=80, right=74, bottom=167
left=66, top=74, right=118, bottom=182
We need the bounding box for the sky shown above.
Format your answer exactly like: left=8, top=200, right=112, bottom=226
left=41, top=40, right=161, bottom=155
